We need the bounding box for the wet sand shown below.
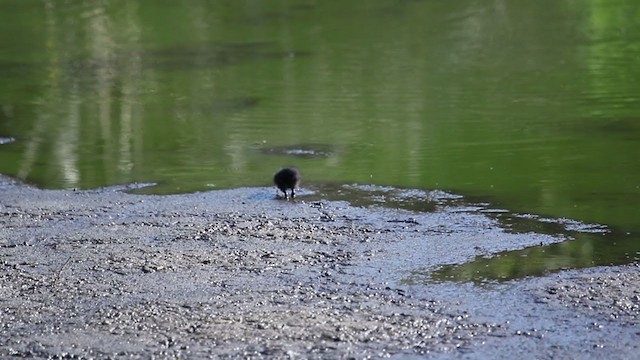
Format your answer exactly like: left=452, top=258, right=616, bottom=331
left=1, top=175, right=638, bottom=359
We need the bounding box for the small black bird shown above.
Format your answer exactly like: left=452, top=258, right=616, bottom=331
left=273, top=167, right=301, bottom=199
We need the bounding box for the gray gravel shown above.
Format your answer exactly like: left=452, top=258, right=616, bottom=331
left=535, top=263, right=640, bottom=324
left=0, top=175, right=638, bottom=359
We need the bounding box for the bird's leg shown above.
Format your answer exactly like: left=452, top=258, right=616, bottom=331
left=290, top=189, right=295, bottom=199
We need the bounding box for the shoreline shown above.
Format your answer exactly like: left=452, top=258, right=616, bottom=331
left=1, top=175, right=638, bottom=358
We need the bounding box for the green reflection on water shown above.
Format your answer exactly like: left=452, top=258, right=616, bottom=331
left=1, top=0, right=639, bottom=280
left=425, top=230, right=638, bottom=284
left=422, top=210, right=639, bottom=284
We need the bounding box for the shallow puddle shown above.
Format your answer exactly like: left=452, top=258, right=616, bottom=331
left=302, top=183, right=632, bottom=284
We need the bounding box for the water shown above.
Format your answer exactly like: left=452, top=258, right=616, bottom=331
left=1, top=0, right=639, bottom=281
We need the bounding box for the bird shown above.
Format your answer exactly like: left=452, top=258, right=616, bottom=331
left=273, top=167, right=301, bottom=199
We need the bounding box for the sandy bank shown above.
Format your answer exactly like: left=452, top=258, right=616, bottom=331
left=0, top=175, right=638, bottom=358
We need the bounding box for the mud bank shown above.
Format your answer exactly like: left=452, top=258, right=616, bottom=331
left=0, top=176, right=638, bottom=359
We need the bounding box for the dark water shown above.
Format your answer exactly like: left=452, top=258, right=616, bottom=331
left=1, top=0, right=639, bottom=281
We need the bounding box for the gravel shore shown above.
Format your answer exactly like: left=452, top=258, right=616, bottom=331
left=1, top=175, right=638, bottom=358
